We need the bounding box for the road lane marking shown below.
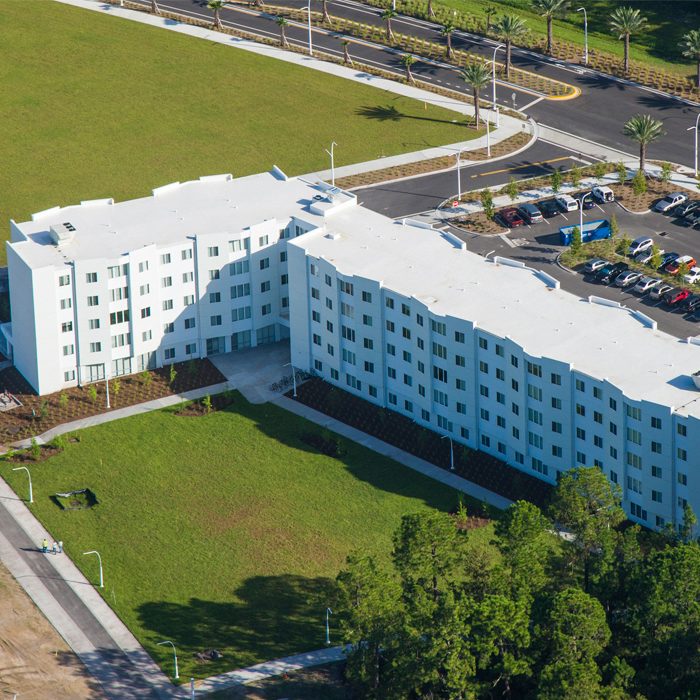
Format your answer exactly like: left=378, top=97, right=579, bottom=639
left=469, top=156, right=571, bottom=179
left=520, top=96, right=544, bottom=111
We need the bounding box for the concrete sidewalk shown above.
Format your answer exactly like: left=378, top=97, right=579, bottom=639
left=274, top=395, right=513, bottom=511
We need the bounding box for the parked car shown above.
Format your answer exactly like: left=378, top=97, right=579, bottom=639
left=498, top=207, right=525, bottom=227
left=556, top=194, right=579, bottom=212
left=665, top=255, right=697, bottom=275
left=597, top=262, right=629, bottom=284
left=615, top=270, right=643, bottom=287
left=580, top=192, right=596, bottom=210
left=517, top=203, right=544, bottom=224
left=658, top=252, right=680, bottom=271
left=684, top=267, right=700, bottom=284
left=628, top=236, right=654, bottom=257
left=592, top=186, right=614, bottom=203
left=664, top=288, right=691, bottom=306
left=634, top=247, right=663, bottom=265
left=632, top=276, right=661, bottom=294
left=538, top=199, right=561, bottom=218
left=650, top=282, right=674, bottom=301
left=654, top=192, right=688, bottom=213
left=673, top=199, right=700, bottom=218
left=682, top=294, right=700, bottom=313
left=584, top=258, right=610, bottom=275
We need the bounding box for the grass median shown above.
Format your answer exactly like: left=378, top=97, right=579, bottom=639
left=1, top=393, right=496, bottom=680
left=0, top=1, right=480, bottom=264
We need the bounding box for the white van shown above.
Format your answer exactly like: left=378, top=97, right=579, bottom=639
left=555, top=194, right=579, bottom=212
left=592, top=186, right=614, bottom=203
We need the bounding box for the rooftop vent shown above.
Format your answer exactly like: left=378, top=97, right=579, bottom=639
left=693, top=371, right=700, bottom=390
left=49, top=222, right=76, bottom=245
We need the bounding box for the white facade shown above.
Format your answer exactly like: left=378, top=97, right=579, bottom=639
left=7, top=170, right=700, bottom=530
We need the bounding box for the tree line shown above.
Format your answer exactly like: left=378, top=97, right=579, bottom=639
left=335, top=466, right=699, bottom=699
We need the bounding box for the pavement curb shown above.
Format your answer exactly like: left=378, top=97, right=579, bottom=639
left=555, top=252, right=578, bottom=275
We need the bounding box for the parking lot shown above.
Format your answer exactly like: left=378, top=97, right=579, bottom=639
left=457, top=196, right=700, bottom=340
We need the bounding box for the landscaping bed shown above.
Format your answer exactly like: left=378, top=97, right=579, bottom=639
left=0, top=359, right=225, bottom=447
left=608, top=178, right=686, bottom=213
left=290, top=378, right=552, bottom=508
left=450, top=210, right=508, bottom=235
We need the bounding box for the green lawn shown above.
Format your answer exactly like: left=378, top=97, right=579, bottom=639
left=0, top=1, right=477, bottom=265
left=419, top=0, right=699, bottom=75
left=1, top=393, right=495, bottom=680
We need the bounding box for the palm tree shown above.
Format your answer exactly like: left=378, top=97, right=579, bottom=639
left=427, top=0, right=436, bottom=19
left=623, top=114, right=664, bottom=173
left=150, top=0, right=160, bottom=14
left=484, top=4, right=497, bottom=33
left=322, top=0, right=331, bottom=25
left=276, top=16, right=289, bottom=47
left=441, top=21, right=456, bottom=60
left=208, top=0, right=225, bottom=30
left=493, top=15, right=528, bottom=79
left=460, top=61, right=491, bottom=128
left=610, top=6, right=647, bottom=75
left=342, top=39, right=354, bottom=66
left=532, top=0, right=568, bottom=56
left=401, top=54, right=417, bottom=85
left=680, top=29, right=700, bottom=88
left=382, top=9, right=397, bottom=43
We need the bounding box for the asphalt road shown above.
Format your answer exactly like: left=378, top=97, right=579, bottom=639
left=455, top=199, right=700, bottom=340
left=137, top=0, right=699, bottom=168
left=355, top=140, right=585, bottom=217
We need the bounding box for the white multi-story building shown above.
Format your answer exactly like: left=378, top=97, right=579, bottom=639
left=6, top=169, right=700, bottom=530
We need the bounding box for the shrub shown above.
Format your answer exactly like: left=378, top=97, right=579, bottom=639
left=677, top=261, right=690, bottom=278
left=141, top=371, right=152, bottom=387
left=58, top=392, right=69, bottom=409
left=87, top=385, right=98, bottom=404
left=550, top=168, right=562, bottom=193
left=112, top=378, right=121, bottom=404
left=30, top=438, right=41, bottom=461
left=169, top=363, right=177, bottom=386
left=505, top=176, right=519, bottom=202
left=569, top=166, right=582, bottom=189
left=480, top=189, right=495, bottom=219
left=570, top=226, right=582, bottom=255
left=187, top=359, right=198, bottom=377
left=300, top=431, right=345, bottom=457
left=50, top=433, right=68, bottom=451
left=616, top=161, right=628, bottom=184
left=659, top=161, right=672, bottom=184
left=39, top=400, right=49, bottom=420
left=649, top=245, right=662, bottom=270
left=617, top=235, right=632, bottom=256
left=593, top=161, right=607, bottom=182
left=631, top=169, right=647, bottom=195
left=202, top=394, right=212, bottom=414
left=610, top=213, right=620, bottom=237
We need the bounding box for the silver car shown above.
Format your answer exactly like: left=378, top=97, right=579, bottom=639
left=584, top=258, right=610, bottom=275
left=632, top=276, right=661, bottom=294
left=654, top=192, right=688, bottom=213
left=615, top=270, right=643, bottom=287
left=650, top=282, right=674, bottom=300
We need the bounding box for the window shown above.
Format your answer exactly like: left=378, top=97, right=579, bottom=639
left=627, top=476, right=642, bottom=494
left=61, top=322, right=73, bottom=333
left=526, top=361, right=542, bottom=378
left=89, top=342, right=101, bottom=353
left=512, top=427, right=520, bottom=439
left=630, top=502, right=647, bottom=521
left=651, top=416, right=662, bottom=429
left=140, top=284, right=150, bottom=296
left=496, top=391, right=505, bottom=404
left=64, top=370, right=75, bottom=382
left=186, top=343, right=197, bottom=355
left=58, top=274, right=70, bottom=287
left=593, top=387, right=602, bottom=400
left=495, top=344, right=504, bottom=357
left=515, top=452, right=524, bottom=464
left=404, top=400, right=413, bottom=413
left=511, top=355, right=519, bottom=368
left=259, top=257, right=270, bottom=270
left=312, top=334, right=321, bottom=346
left=551, top=373, right=561, bottom=385
left=479, top=361, right=488, bottom=374
left=209, top=292, right=221, bottom=303
left=677, top=447, right=688, bottom=461
left=575, top=403, right=585, bottom=417
left=258, top=235, right=269, bottom=247
left=496, top=415, right=506, bottom=428
left=401, top=326, right=411, bottom=340
left=182, top=272, right=194, bottom=283
left=432, top=342, right=447, bottom=359
left=362, top=291, right=372, bottom=303
left=626, top=428, right=642, bottom=445
left=433, top=366, right=448, bottom=383
left=162, top=276, right=173, bottom=288
left=610, top=470, right=618, bottom=484
left=609, top=422, right=618, bottom=435
left=110, top=287, right=128, bottom=302
left=401, top=303, right=410, bottom=316
left=141, top=307, right=151, bottom=319
left=431, top=320, right=446, bottom=336
left=512, top=379, right=519, bottom=392
left=326, top=298, right=333, bottom=310
left=478, top=337, right=488, bottom=350
left=342, top=326, right=355, bottom=342
left=182, top=248, right=193, bottom=260
left=62, top=344, right=74, bottom=356
left=184, top=295, right=195, bottom=306
left=363, top=338, right=374, bottom=350
left=388, top=392, right=397, bottom=405
left=108, top=265, right=128, bottom=278
left=163, top=322, right=174, bottom=334
left=280, top=274, right=288, bottom=286
left=209, top=269, right=220, bottom=281
left=480, top=385, right=489, bottom=398
left=627, top=452, right=642, bottom=469
left=368, top=385, right=377, bottom=398
left=402, top=350, right=411, bottom=363
left=610, top=397, right=617, bottom=410
left=481, top=435, right=490, bottom=448
left=576, top=451, right=587, bottom=465
left=625, top=404, right=641, bottom=421
left=261, top=304, right=271, bottom=316
left=163, top=300, right=174, bottom=311
left=532, top=458, right=548, bottom=475
left=138, top=261, right=149, bottom=272
left=496, top=368, right=505, bottom=381
left=85, top=272, right=97, bottom=283
left=110, top=310, right=129, bottom=325
left=575, top=379, right=585, bottom=392
left=552, top=421, right=562, bottom=433
left=678, top=473, right=688, bottom=486
left=364, top=361, right=374, bottom=373
left=231, top=283, right=251, bottom=299
left=110, top=334, right=130, bottom=348
left=593, top=411, right=603, bottom=424
left=160, top=253, right=171, bottom=264
left=610, top=446, right=618, bottom=459
left=142, top=330, right=152, bottom=342
left=208, top=246, right=219, bottom=257
left=528, top=432, right=543, bottom=449
left=456, top=402, right=467, bottom=415
left=511, top=402, right=519, bottom=416
left=386, top=320, right=395, bottom=333
left=652, top=465, right=663, bottom=478
left=651, top=441, right=662, bottom=454
left=330, top=369, right=339, bottom=380
left=230, top=261, right=250, bottom=276
left=403, top=374, right=412, bottom=386
left=387, top=367, right=397, bottom=379
left=651, top=490, right=663, bottom=503
left=184, top=317, right=196, bottom=329
left=230, top=239, right=245, bottom=252
left=387, top=343, right=395, bottom=355
left=434, top=389, right=448, bottom=406
left=551, top=397, right=561, bottom=409
left=594, top=435, right=603, bottom=448
left=677, top=423, right=687, bottom=437
left=417, top=338, right=424, bottom=350
left=456, top=378, right=466, bottom=390
left=231, top=306, right=251, bottom=322
left=164, top=348, right=175, bottom=360
left=89, top=319, right=100, bottom=329
left=528, top=385, right=542, bottom=402
left=260, top=281, right=271, bottom=293
left=454, top=331, right=465, bottom=343
left=552, top=445, right=563, bottom=458
left=87, top=295, right=99, bottom=307
left=341, top=302, right=354, bottom=319
left=385, top=297, right=394, bottom=309
left=528, top=408, right=542, bottom=425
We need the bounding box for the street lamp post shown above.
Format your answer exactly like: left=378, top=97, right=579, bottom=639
left=491, top=44, right=504, bottom=127
left=83, top=550, right=103, bottom=588
left=576, top=7, right=588, bottom=66
left=486, top=112, right=491, bottom=158
left=325, top=607, right=333, bottom=645
left=325, top=141, right=338, bottom=187
left=12, top=466, right=33, bottom=504
left=307, top=0, right=313, bottom=56
left=441, top=435, right=454, bottom=471
left=158, top=640, right=180, bottom=681
left=456, top=149, right=465, bottom=201
left=104, top=364, right=110, bottom=409
left=577, top=194, right=585, bottom=239
left=284, top=362, right=297, bottom=398
left=688, top=113, right=700, bottom=178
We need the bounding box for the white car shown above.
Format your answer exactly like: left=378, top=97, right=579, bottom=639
left=592, top=186, right=614, bottom=203
left=684, top=266, right=700, bottom=284
left=632, top=276, right=661, bottom=294
left=556, top=194, right=579, bottom=212
left=628, top=236, right=654, bottom=257
left=654, top=192, right=688, bottom=213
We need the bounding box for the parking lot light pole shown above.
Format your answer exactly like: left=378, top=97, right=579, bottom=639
left=325, top=141, right=337, bottom=187
left=491, top=44, right=504, bottom=126
left=284, top=362, right=297, bottom=397
left=158, top=641, right=179, bottom=681
left=688, top=113, right=700, bottom=177
left=83, top=550, right=103, bottom=588
left=441, top=435, right=454, bottom=471
left=578, top=195, right=585, bottom=236
left=577, top=7, right=588, bottom=66
left=307, top=0, right=313, bottom=56
left=12, top=466, right=32, bottom=504
left=486, top=113, right=491, bottom=158
left=456, top=149, right=466, bottom=201
left=325, top=607, right=333, bottom=645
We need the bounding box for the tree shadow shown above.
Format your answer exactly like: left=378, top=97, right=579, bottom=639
left=137, top=574, right=336, bottom=675
left=355, top=104, right=464, bottom=127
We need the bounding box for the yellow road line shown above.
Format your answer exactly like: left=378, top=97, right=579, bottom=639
left=470, top=156, right=572, bottom=178
left=547, top=85, right=582, bottom=101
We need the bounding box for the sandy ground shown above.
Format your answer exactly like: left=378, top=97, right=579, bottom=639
left=0, top=562, right=105, bottom=700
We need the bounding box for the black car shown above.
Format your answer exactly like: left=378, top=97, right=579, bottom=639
left=673, top=199, right=700, bottom=218
left=597, top=262, right=629, bottom=284
left=683, top=294, right=700, bottom=313
left=580, top=192, right=596, bottom=210
left=658, top=252, right=679, bottom=271
left=538, top=199, right=561, bottom=218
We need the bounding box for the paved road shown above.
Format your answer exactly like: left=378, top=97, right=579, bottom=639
left=137, top=0, right=699, bottom=168
left=453, top=200, right=700, bottom=341
left=0, top=501, right=159, bottom=699
left=355, top=140, right=584, bottom=217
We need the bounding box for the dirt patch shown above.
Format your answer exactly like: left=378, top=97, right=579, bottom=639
left=0, top=562, right=105, bottom=699
left=335, top=131, right=531, bottom=191
left=0, top=359, right=225, bottom=449
left=609, top=179, right=686, bottom=213
left=174, top=391, right=237, bottom=417
left=450, top=211, right=508, bottom=235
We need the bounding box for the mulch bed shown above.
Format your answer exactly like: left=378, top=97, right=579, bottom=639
left=0, top=359, right=226, bottom=448
left=291, top=378, right=552, bottom=509
left=450, top=211, right=507, bottom=235
left=609, top=179, right=684, bottom=213
left=5, top=444, right=62, bottom=463
left=174, top=391, right=237, bottom=417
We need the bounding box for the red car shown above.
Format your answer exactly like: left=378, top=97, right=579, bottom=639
left=665, top=255, right=696, bottom=275
left=664, top=288, right=691, bottom=306
left=498, top=207, right=525, bottom=228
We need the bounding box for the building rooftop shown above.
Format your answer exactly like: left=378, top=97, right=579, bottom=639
left=291, top=205, right=700, bottom=418
left=9, top=169, right=352, bottom=268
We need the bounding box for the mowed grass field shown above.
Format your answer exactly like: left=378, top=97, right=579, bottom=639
left=0, top=1, right=476, bottom=265
left=1, top=394, right=496, bottom=680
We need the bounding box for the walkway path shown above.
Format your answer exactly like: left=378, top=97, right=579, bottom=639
left=274, top=395, right=513, bottom=511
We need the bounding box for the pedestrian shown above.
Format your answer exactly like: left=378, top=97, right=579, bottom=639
left=52, top=541, right=58, bottom=555
left=41, top=538, right=48, bottom=553
left=58, top=540, right=63, bottom=554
